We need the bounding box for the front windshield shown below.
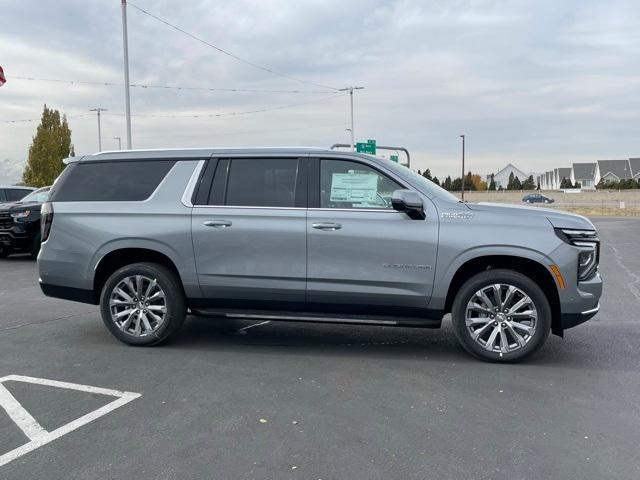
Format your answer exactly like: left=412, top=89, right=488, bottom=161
left=381, top=158, right=460, bottom=203
left=20, top=187, right=50, bottom=203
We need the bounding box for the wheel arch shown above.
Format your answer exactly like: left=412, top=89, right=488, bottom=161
left=93, top=247, right=185, bottom=301
left=443, top=254, right=562, bottom=336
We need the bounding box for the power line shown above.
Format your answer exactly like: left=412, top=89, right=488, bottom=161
left=11, top=75, right=334, bottom=94
left=1, top=93, right=346, bottom=125
left=105, top=92, right=346, bottom=118
left=127, top=1, right=339, bottom=91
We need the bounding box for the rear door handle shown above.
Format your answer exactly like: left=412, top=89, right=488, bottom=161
left=203, top=220, right=232, bottom=228
left=312, top=222, right=342, bottom=231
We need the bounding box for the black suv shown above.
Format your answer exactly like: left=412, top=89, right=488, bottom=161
left=0, top=187, right=50, bottom=259
left=0, top=186, right=34, bottom=203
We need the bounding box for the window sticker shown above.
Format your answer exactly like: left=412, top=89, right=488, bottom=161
left=329, top=172, right=379, bottom=204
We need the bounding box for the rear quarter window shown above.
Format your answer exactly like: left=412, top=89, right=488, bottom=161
left=50, top=160, right=176, bottom=202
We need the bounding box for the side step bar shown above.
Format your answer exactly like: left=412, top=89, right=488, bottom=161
left=190, top=308, right=442, bottom=328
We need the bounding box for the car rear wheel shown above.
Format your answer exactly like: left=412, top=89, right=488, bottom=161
left=451, top=269, right=551, bottom=362
left=100, top=262, right=186, bottom=346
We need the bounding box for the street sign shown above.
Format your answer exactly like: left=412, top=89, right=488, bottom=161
left=390, top=155, right=399, bottom=163
left=356, top=140, right=376, bottom=155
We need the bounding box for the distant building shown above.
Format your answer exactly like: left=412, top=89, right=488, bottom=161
left=571, top=163, right=597, bottom=189
left=557, top=167, right=572, bottom=187
left=486, top=163, right=528, bottom=189
left=596, top=159, right=632, bottom=184
left=630, top=158, right=640, bottom=181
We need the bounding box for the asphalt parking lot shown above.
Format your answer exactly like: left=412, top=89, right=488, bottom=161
left=1, top=217, right=639, bottom=480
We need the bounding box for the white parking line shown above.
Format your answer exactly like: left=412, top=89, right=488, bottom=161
left=0, top=375, right=141, bottom=468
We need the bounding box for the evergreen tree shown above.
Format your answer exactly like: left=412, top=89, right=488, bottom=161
left=417, top=169, right=422, bottom=176
left=423, top=168, right=432, bottom=180
left=432, top=176, right=440, bottom=186
left=489, top=173, right=496, bottom=191
left=443, top=175, right=453, bottom=190
left=23, top=105, right=74, bottom=187
left=507, top=171, right=515, bottom=190
left=513, top=176, right=522, bottom=190
left=451, top=177, right=463, bottom=191
left=560, top=177, right=572, bottom=189
left=464, top=171, right=477, bottom=191
left=523, top=175, right=535, bottom=190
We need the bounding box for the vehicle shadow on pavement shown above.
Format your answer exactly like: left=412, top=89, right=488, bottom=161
left=151, top=314, right=582, bottom=367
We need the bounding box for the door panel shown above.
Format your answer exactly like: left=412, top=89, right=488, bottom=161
left=193, top=207, right=306, bottom=302
left=306, top=209, right=438, bottom=308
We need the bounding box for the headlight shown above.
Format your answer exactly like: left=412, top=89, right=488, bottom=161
left=10, top=210, right=30, bottom=219
left=554, top=228, right=600, bottom=281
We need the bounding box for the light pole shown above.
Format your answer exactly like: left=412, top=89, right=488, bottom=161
left=113, top=136, right=122, bottom=150
left=90, top=108, right=108, bottom=151
left=339, top=86, right=364, bottom=151
left=460, top=134, right=466, bottom=201
left=121, top=0, right=132, bottom=149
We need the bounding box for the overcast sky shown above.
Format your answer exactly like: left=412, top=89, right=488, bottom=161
left=1, top=0, right=639, bottom=183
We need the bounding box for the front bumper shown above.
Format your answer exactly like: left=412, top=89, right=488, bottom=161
left=561, top=303, right=600, bottom=329
left=0, top=228, right=31, bottom=251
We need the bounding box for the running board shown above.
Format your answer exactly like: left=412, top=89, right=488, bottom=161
left=190, top=308, right=441, bottom=328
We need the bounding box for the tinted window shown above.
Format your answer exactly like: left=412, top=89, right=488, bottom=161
left=0, top=190, right=6, bottom=202
left=224, top=159, right=298, bottom=207
left=5, top=189, right=32, bottom=201
left=50, top=160, right=175, bottom=202
left=320, top=159, right=401, bottom=209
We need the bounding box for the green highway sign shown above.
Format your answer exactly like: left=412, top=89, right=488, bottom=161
left=356, top=142, right=376, bottom=155
left=390, top=155, right=399, bottom=163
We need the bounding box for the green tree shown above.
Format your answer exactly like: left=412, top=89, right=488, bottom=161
left=432, top=176, right=440, bottom=186
left=512, top=176, right=522, bottom=190
left=523, top=175, right=535, bottom=190
left=560, top=177, right=573, bottom=189
left=451, top=177, right=463, bottom=191
left=417, top=169, right=422, bottom=176
left=507, top=172, right=515, bottom=190
left=443, top=176, right=453, bottom=190
left=422, top=168, right=432, bottom=181
left=488, top=173, right=496, bottom=191
left=22, top=105, right=74, bottom=187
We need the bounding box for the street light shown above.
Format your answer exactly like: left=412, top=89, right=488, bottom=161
left=460, top=134, right=466, bottom=201
left=90, top=108, right=108, bottom=151
left=339, top=86, right=364, bottom=151
left=113, top=136, right=122, bottom=150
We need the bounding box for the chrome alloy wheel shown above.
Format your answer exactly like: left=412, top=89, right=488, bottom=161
left=465, top=284, right=538, bottom=354
left=109, top=275, right=167, bottom=337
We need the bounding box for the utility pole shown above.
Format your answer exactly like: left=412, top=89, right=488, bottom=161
left=339, top=86, right=364, bottom=151
left=90, top=108, right=108, bottom=151
left=460, top=134, right=466, bottom=201
left=113, top=136, right=122, bottom=150
left=121, top=0, right=132, bottom=149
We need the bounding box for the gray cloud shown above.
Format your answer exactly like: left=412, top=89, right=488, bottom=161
left=1, top=0, right=639, bottom=183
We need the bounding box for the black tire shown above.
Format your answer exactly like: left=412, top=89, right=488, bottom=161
left=99, top=262, right=186, bottom=346
left=0, top=247, right=10, bottom=259
left=451, top=269, right=551, bottom=363
left=30, top=233, right=41, bottom=260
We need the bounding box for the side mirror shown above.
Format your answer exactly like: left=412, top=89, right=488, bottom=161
left=391, top=190, right=425, bottom=220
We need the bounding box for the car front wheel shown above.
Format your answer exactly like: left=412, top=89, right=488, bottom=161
left=100, top=262, right=186, bottom=346
left=451, top=269, right=551, bottom=362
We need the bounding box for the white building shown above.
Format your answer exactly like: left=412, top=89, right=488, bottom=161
left=486, top=163, right=528, bottom=189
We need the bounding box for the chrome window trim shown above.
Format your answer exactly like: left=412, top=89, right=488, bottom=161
left=189, top=205, right=397, bottom=213
left=181, top=159, right=206, bottom=207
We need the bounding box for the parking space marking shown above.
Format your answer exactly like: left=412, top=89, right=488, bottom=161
left=0, top=375, right=141, bottom=468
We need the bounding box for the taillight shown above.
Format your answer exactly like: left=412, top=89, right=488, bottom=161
left=41, top=202, right=54, bottom=242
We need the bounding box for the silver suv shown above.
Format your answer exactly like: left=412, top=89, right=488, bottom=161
left=38, top=148, right=602, bottom=362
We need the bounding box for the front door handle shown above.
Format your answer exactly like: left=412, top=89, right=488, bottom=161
left=203, top=220, right=232, bottom=228
left=312, top=222, right=342, bottom=231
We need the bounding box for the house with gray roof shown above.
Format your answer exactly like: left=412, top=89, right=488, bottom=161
left=596, top=159, right=632, bottom=184
left=629, top=158, right=640, bottom=180
left=571, top=163, right=597, bottom=189
left=557, top=167, right=572, bottom=187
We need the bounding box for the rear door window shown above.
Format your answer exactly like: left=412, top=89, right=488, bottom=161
left=222, top=158, right=300, bottom=208
left=50, top=160, right=176, bottom=202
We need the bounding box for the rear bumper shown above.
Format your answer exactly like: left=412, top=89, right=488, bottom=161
left=39, top=281, right=98, bottom=305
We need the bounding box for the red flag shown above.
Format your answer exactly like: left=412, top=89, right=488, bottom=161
left=0, top=66, right=5, bottom=86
